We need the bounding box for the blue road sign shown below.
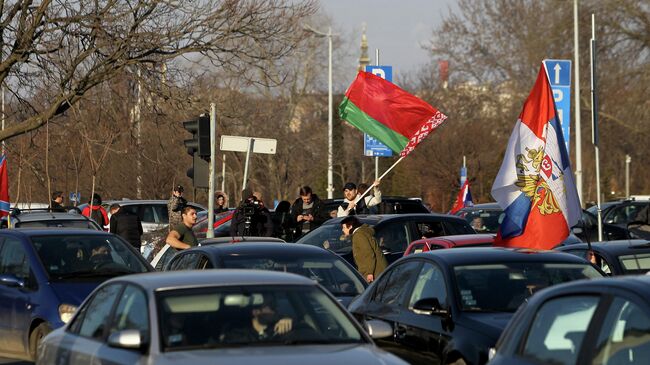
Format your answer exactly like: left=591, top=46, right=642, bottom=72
left=69, top=192, right=81, bottom=203
left=543, top=59, right=572, bottom=153
left=363, top=65, right=394, bottom=157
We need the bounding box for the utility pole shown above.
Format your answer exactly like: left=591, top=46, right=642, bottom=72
left=574, top=0, right=583, bottom=206
left=590, top=14, right=603, bottom=241
left=625, top=154, right=631, bottom=199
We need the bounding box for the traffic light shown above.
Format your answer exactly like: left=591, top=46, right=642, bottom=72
left=186, top=154, right=209, bottom=188
left=183, top=115, right=210, bottom=159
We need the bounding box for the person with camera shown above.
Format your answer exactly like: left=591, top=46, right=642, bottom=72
left=289, top=186, right=326, bottom=240
left=167, top=185, right=187, bottom=231
left=230, top=195, right=274, bottom=237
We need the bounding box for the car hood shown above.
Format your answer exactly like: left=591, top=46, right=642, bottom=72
left=458, top=312, right=513, bottom=340
left=50, top=281, right=102, bottom=306
left=155, top=344, right=406, bottom=365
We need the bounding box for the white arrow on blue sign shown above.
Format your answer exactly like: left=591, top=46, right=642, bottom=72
left=543, top=59, right=572, bottom=153
left=363, top=65, right=394, bottom=157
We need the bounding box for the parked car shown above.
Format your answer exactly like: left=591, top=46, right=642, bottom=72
left=37, top=270, right=407, bottom=365
left=556, top=240, right=650, bottom=275
left=296, top=214, right=476, bottom=265
left=347, top=248, right=604, bottom=365
left=489, top=275, right=650, bottom=365
left=163, top=242, right=366, bottom=306
left=78, top=199, right=206, bottom=232
left=404, top=234, right=494, bottom=256
left=321, top=196, right=430, bottom=217
left=1, top=209, right=102, bottom=230
left=575, top=199, right=650, bottom=242
left=454, top=203, right=503, bottom=233
left=0, top=229, right=153, bottom=361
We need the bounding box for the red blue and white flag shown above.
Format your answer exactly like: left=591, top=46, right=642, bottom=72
left=450, top=180, right=473, bottom=214
left=491, top=64, right=581, bottom=250
left=0, top=154, right=10, bottom=218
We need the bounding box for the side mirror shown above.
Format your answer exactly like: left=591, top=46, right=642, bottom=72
left=107, top=330, right=146, bottom=351
left=411, top=297, right=449, bottom=316
left=0, top=274, right=25, bottom=288
left=571, top=227, right=583, bottom=235
left=365, top=319, right=393, bottom=339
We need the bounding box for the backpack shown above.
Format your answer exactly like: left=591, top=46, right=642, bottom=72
left=90, top=208, right=106, bottom=226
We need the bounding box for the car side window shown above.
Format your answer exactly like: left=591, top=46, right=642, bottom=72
left=151, top=204, right=168, bottom=224
left=377, top=223, right=410, bottom=253
left=197, top=254, right=214, bottom=269
left=374, top=261, right=421, bottom=307
left=76, top=284, right=123, bottom=340
left=169, top=253, right=198, bottom=270
left=109, top=284, right=149, bottom=337
left=408, top=263, right=447, bottom=309
left=444, top=220, right=476, bottom=235
left=141, top=205, right=156, bottom=224
left=416, top=222, right=444, bottom=238
left=0, top=237, right=30, bottom=282
left=592, top=297, right=650, bottom=364
left=521, top=295, right=600, bottom=365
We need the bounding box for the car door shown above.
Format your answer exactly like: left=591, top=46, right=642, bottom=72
left=398, top=261, right=449, bottom=365
left=359, top=260, right=421, bottom=363
left=375, top=221, right=413, bottom=263
left=0, top=236, right=35, bottom=356
left=50, top=283, right=124, bottom=365
left=139, top=204, right=163, bottom=232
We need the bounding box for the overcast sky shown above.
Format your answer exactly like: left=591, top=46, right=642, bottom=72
left=319, top=0, right=459, bottom=82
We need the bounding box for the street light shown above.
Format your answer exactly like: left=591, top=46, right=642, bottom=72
left=304, top=24, right=335, bottom=199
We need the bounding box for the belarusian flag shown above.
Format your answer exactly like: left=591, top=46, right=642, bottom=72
left=339, top=71, right=448, bottom=156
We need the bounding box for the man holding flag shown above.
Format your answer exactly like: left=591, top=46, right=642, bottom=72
left=491, top=63, right=581, bottom=250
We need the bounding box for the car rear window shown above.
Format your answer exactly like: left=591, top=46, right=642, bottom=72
left=618, top=253, right=650, bottom=274
left=17, top=220, right=100, bottom=230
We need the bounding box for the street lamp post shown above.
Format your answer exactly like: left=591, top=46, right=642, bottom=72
left=304, top=25, right=335, bottom=199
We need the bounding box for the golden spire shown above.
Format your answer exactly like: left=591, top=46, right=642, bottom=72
left=358, top=23, right=370, bottom=72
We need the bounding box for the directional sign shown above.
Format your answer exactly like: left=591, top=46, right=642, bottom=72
left=363, top=65, right=393, bottom=157
left=543, top=59, right=572, bottom=153
left=69, top=192, right=81, bottom=203
left=220, top=135, right=277, bottom=154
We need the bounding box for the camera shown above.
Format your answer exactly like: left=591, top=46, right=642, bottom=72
left=241, top=199, right=260, bottom=217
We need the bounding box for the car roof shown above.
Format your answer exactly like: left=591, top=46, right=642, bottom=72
left=200, top=236, right=285, bottom=245
left=409, top=247, right=591, bottom=266
left=530, top=274, right=650, bottom=303
left=189, top=242, right=336, bottom=257
left=412, top=234, right=495, bottom=246
left=7, top=211, right=90, bottom=221
left=459, top=202, right=502, bottom=210
left=322, top=213, right=466, bottom=226
left=558, top=240, right=650, bottom=254
left=107, top=269, right=315, bottom=291
left=0, top=228, right=113, bottom=237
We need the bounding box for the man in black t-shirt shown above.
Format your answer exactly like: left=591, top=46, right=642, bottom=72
left=165, top=206, right=198, bottom=250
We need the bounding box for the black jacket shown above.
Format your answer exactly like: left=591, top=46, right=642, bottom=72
left=110, top=210, right=144, bottom=249
left=230, top=206, right=274, bottom=237
left=289, top=194, right=327, bottom=238
left=50, top=200, right=66, bottom=212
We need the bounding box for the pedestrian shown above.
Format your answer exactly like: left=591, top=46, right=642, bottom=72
left=165, top=206, right=198, bottom=250
left=337, top=180, right=382, bottom=217
left=81, top=193, right=109, bottom=229
left=50, top=191, right=66, bottom=212
left=341, top=215, right=387, bottom=283
left=272, top=200, right=293, bottom=240
left=289, top=186, right=326, bottom=240
left=358, top=182, right=383, bottom=214
left=167, top=185, right=187, bottom=231
left=215, top=194, right=228, bottom=214
left=109, top=203, right=144, bottom=251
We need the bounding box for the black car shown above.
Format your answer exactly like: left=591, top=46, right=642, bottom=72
left=347, top=248, right=604, bottom=365
left=162, top=242, right=367, bottom=306
left=295, top=214, right=476, bottom=265
left=575, top=199, right=650, bottom=242
left=556, top=240, right=650, bottom=275
left=490, top=275, right=650, bottom=365
left=454, top=203, right=503, bottom=233
left=1, top=209, right=102, bottom=230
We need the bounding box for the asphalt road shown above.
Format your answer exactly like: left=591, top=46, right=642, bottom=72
left=0, top=358, right=32, bottom=365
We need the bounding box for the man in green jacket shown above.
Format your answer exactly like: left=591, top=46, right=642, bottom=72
left=341, top=216, right=388, bottom=283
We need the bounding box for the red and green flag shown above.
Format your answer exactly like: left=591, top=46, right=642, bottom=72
left=339, top=71, right=448, bottom=156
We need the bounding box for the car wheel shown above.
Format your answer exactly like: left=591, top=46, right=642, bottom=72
left=29, top=322, right=52, bottom=361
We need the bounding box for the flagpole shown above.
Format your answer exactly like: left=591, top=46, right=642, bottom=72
left=355, top=156, right=405, bottom=203
left=590, top=14, right=603, bottom=242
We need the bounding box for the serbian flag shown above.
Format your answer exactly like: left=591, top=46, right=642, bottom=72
left=339, top=71, right=447, bottom=156
left=450, top=180, right=473, bottom=214
left=491, top=64, right=581, bottom=250
left=0, top=154, right=9, bottom=218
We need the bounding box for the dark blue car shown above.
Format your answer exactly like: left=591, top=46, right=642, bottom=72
left=0, top=229, right=152, bottom=361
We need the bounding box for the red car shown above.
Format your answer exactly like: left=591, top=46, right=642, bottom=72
left=403, top=233, right=494, bottom=256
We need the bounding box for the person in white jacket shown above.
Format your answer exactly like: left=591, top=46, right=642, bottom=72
left=337, top=180, right=382, bottom=217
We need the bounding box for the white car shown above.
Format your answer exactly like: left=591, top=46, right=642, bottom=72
left=37, top=270, right=406, bottom=365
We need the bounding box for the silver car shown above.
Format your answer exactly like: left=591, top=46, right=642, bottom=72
left=37, top=270, right=406, bottom=365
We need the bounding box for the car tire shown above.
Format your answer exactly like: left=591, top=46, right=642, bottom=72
left=29, top=322, right=52, bottom=361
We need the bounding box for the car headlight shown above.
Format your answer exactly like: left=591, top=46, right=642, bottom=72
left=58, top=304, right=78, bottom=324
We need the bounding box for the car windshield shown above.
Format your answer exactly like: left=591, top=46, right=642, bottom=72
left=457, top=209, right=503, bottom=233
left=295, top=224, right=352, bottom=254
left=454, top=262, right=602, bottom=312
left=17, top=219, right=100, bottom=230
left=31, top=234, right=149, bottom=280
left=157, top=285, right=364, bottom=351
left=618, top=253, right=650, bottom=275
left=220, top=255, right=365, bottom=296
